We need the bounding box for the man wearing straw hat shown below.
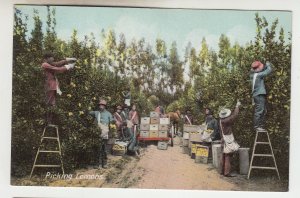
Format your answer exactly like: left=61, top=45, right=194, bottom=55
left=250, top=61, right=272, bottom=131
left=89, top=99, right=114, bottom=168
left=219, top=100, right=241, bottom=177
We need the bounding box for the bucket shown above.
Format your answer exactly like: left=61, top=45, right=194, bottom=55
left=182, top=139, right=189, bottom=147
left=212, top=144, right=222, bottom=169
left=239, top=148, right=250, bottom=175
left=182, top=146, right=189, bottom=154
left=212, top=140, right=221, bottom=145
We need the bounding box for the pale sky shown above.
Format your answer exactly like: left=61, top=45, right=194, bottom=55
left=15, top=5, right=292, bottom=57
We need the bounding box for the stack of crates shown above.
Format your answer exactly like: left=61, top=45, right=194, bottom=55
left=159, top=117, right=169, bottom=138
left=140, top=112, right=170, bottom=138
left=140, top=117, right=151, bottom=138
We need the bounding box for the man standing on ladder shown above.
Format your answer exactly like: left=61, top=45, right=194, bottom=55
left=248, top=61, right=280, bottom=180
left=250, top=61, right=272, bottom=131
left=42, top=52, right=77, bottom=125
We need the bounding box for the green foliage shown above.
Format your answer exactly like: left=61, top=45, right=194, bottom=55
left=12, top=8, right=290, bottom=179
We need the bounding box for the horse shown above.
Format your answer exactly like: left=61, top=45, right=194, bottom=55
left=167, top=110, right=181, bottom=136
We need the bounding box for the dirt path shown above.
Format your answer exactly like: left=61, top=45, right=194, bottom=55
left=12, top=136, right=288, bottom=191
left=130, top=136, right=287, bottom=191
left=132, top=137, right=237, bottom=190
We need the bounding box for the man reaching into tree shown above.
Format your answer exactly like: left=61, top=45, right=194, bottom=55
left=250, top=60, right=272, bottom=131
left=42, top=52, right=76, bottom=125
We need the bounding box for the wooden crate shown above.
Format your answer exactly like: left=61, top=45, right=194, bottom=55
left=195, top=145, right=209, bottom=164
left=160, top=118, right=170, bottom=124
left=159, top=124, right=169, bottom=131
left=149, top=131, right=159, bottom=138
left=191, top=142, right=201, bottom=159
left=140, top=131, right=149, bottom=138
left=183, top=124, right=206, bottom=133
left=112, top=142, right=128, bottom=156
left=149, top=124, right=159, bottom=131
left=150, top=111, right=160, bottom=118
left=157, top=141, right=168, bottom=150
left=158, top=131, right=168, bottom=138
left=150, top=117, right=160, bottom=124
left=183, top=124, right=199, bottom=132
left=140, top=117, right=150, bottom=124
left=140, top=124, right=150, bottom=131
left=189, top=132, right=201, bottom=142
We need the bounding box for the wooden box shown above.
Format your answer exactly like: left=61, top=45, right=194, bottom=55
left=149, top=124, right=159, bottom=131
left=157, top=141, right=168, bottom=150
left=195, top=145, right=209, bottom=164
left=158, top=131, right=168, bottom=138
left=149, top=131, right=159, bottom=138
left=112, top=141, right=128, bottom=156
left=189, top=132, right=202, bottom=142
left=140, top=131, right=149, bottom=138
left=140, top=124, right=150, bottom=131
left=183, top=124, right=200, bottom=133
left=140, top=117, right=150, bottom=124
left=150, top=117, right=160, bottom=124
left=159, top=124, right=169, bottom=131
left=150, top=111, right=160, bottom=118
left=160, top=118, right=170, bottom=124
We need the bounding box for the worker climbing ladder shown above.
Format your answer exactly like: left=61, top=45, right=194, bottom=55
left=30, top=124, right=64, bottom=178
left=247, top=129, right=280, bottom=180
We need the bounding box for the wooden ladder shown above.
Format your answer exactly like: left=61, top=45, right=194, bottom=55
left=247, top=129, right=280, bottom=180
left=30, top=124, right=64, bottom=178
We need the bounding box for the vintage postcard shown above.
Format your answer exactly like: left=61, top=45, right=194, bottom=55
left=10, top=3, right=291, bottom=192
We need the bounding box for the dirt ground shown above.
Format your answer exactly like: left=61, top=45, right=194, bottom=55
left=11, top=136, right=288, bottom=191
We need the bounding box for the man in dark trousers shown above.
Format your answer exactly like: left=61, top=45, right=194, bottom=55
left=250, top=61, right=272, bottom=131
left=89, top=99, right=114, bottom=168
left=42, top=52, right=76, bottom=125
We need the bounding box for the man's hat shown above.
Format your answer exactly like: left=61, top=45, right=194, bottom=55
left=251, top=61, right=264, bottom=70
left=219, top=108, right=231, bottom=119
left=99, top=99, right=107, bottom=106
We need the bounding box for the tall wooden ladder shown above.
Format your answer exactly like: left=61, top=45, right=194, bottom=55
left=247, top=129, right=280, bottom=180
left=30, top=124, right=64, bottom=178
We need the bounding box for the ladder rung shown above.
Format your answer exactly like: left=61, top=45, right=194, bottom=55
left=39, top=150, right=60, bottom=153
left=47, top=124, right=58, bottom=128
left=34, top=165, right=61, bottom=167
left=253, top=154, right=273, bottom=157
left=257, top=130, right=268, bottom=133
left=42, top=137, right=58, bottom=140
left=255, top=142, right=270, bottom=145
left=251, top=166, right=276, bottom=170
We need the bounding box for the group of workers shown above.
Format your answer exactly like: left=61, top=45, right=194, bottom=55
left=41, top=52, right=272, bottom=174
